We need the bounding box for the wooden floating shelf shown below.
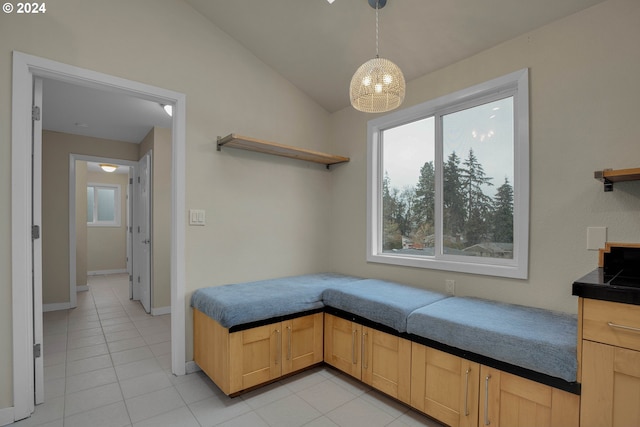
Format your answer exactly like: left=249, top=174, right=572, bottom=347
left=217, top=134, right=350, bottom=169
left=594, top=167, right=640, bottom=191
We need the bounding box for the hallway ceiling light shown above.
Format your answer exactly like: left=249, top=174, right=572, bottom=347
left=161, top=104, right=173, bottom=117
left=99, top=163, right=118, bottom=173
left=350, top=0, right=405, bottom=113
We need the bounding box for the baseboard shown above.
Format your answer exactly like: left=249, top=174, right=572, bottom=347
left=43, top=302, right=72, bottom=312
left=185, top=361, right=201, bottom=374
left=0, top=406, right=14, bottom=426
left=76, top=285, right=89, bottom=292
left=151, top=306, right=171, bottom=316
left=88, top=269, right=127, bottom=276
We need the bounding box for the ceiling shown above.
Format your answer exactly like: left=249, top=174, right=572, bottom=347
left=41, top=0, right=605, bottom=142
left=186, top=0, right=604, bottom=112
left=42, top=78, right=172, bottom=144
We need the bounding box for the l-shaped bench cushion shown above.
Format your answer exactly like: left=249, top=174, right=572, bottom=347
left=191, top=273, right=364, bottom=328
left=406, top=297, right=578, bottom=382
left=322, top=279, right=450, bottom=333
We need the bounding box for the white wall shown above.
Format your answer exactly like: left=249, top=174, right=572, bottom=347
left=329, top=0, right=640, bottom=314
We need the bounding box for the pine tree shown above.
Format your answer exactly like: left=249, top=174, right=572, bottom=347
left=414, top=161, right=435, bottom=238
left=460, top=149, right=494, bottom=246
left=492, top=177, right=514, bottom=243
left=443, top=152, right=465, bottom=242
left=382, top=172, right=402, bottom=250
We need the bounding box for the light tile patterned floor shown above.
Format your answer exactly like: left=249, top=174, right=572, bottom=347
left=9, top=274, right=444, bottom=427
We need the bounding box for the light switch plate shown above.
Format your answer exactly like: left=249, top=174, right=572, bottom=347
left=189, top=209, right=206, bottom=226
left=587, top=226, right=606, bottom=250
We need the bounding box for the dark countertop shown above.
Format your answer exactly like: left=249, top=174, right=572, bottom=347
left=572, top=268, right=640, bottom=305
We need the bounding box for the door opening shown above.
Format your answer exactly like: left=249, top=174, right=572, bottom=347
left=11, top=51, right=186, bottom=422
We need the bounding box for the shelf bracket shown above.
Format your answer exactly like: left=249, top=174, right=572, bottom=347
left=594, top=170, right=614, bottom=192
left=216, top=136, right=223, bottom=152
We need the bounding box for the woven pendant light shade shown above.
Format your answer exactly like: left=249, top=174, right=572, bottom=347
left=350, top=57, right=405, bottom=113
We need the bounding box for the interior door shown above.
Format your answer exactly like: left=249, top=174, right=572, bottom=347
left=32, top=77, right=44, bottom=405
left=135, top=151, right=152, bottom=313
left=126, top=169, right=133, bottom=299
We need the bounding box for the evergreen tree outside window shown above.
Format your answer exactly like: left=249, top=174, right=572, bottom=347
left=367, top=69, right=529, bottom=279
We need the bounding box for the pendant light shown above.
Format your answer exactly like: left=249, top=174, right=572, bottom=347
left=350, top=0, right=405, bottom=113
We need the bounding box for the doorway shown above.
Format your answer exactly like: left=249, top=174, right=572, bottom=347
left=69, top=157, right=145, bottom=309
left=11, top=51, right=186, bottom=421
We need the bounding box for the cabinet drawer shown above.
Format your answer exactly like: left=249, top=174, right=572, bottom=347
left=583, top=299, right=640, bottom=351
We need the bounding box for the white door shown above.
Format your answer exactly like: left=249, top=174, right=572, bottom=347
left=33, top=77, right=44, bottom=405
left=135, top=152, right=152, bottom=313
left=126, top=170, right=133, bottom=299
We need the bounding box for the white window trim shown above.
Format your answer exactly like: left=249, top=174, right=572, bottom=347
left=367, top=68, right=529, bottom=279
left=87, top=182, right=121, bottom=227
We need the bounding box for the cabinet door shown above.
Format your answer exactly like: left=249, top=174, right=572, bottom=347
left=581, top=340, right=640, bottom=427
left=479, top=366, right=578, bottom=427
left=324, top=314, right=361, bottom=379
left=282, top=313, right=324, bottom=376
left=411, top=344, right=479, bottom=427
left=229, top=322, right=281, bottom=393
left=361, top=327, right=412, bottom=404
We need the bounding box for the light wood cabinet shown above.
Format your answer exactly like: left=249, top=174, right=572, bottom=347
left=411, top=344, right=480, bottom=427
left=581, top=340, right=640, bottom=427
left=323, top=313, right=412, bottom=404
left=194, top=309, right=323, bottom=395
left=580, top=298, right=640, bottom=427
left=479, top=366, right=579, bottom=427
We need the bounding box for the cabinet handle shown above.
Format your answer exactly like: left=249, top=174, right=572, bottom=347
left=352, top=330, right=357, bottom=364
left=608, top=321, right=640, bottom=333
left=484, top=374, right=491, bottom=426
left=287, top=325, right=292, bottom=361
left=276, top=329, right=281, bottom=365
left=464, top=368, right=470, bottom=416
left=362, top=331, right=368, bottom=370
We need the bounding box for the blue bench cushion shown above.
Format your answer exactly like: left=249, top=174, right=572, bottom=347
left=190, top=273, right=363, bottom=328
left=322, top=279, right=450, bottom=333
left=406, top=297, right=578, bottom=382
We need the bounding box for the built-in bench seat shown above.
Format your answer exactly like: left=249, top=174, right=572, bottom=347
left=406, top=297, right=578, bottom=384
left=322, top=279, right=449, bottom=333
left=190, top=273, right=364, bottom=330
left=191, top=273, right=578, bottom=391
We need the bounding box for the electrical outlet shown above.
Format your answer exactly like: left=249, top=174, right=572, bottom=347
left=445, top=279, right=455, bottom=295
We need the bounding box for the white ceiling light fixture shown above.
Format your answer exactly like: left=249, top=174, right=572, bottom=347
left=161, top=104, right=173, bottom=117
left=99, top=163, right=118, bottom=173
left=327, top=0, right=335, bottom=3
left=350, top=0, right=405, bottom=113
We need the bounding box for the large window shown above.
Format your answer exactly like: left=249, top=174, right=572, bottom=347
left=367, top=69, right=529, bottom=278
left=87, top=184, right=121, bottom=227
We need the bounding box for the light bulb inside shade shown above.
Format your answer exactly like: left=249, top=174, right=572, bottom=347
left=350, top=57, right=406, bottom=113
left=162, top=104, right=173, bottom=117
left=327, top=0, right=335, bottom=3
left=99, top=163, right=118, bottom=173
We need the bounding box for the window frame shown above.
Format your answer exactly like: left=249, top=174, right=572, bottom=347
left=366, top=69, right=529, bottom=279
left=87, top=183, right=121, bottom=227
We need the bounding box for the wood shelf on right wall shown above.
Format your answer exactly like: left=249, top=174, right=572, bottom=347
left=594, top=167, right=640, bottom=191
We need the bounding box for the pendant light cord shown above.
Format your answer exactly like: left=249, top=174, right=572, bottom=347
left=375, top=1, right=379, bottom=58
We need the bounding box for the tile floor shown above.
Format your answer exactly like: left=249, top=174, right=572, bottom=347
left=10, top=274, right=444, bottom=427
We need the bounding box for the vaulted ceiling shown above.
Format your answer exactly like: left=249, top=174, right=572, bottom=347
left=185, top=0, right=605, bottom=112
left=42, top=0, right=605, bottom=143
